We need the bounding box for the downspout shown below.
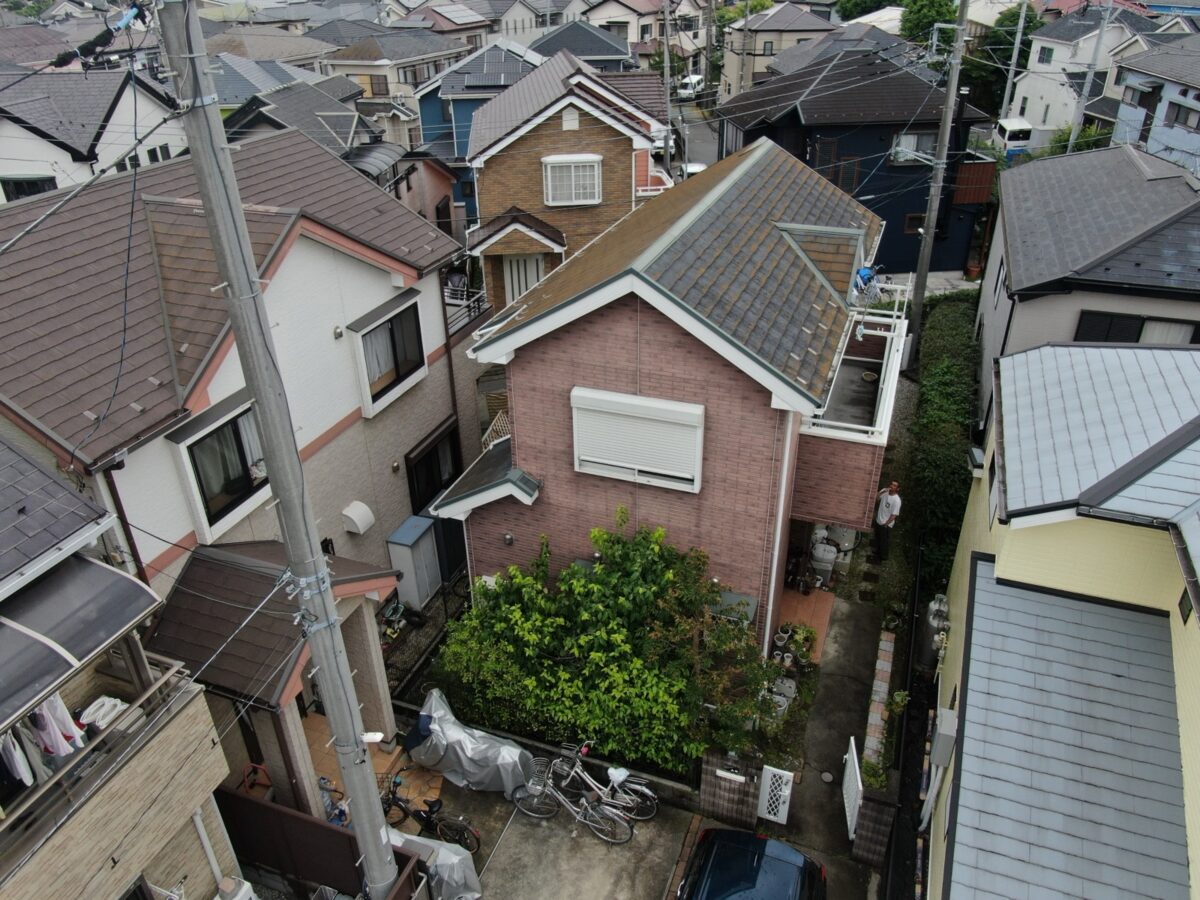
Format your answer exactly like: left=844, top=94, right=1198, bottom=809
left=762, top=409, right=797, bottom=656
left=101, top=466, right=150, bottom=585
left=436, top=264, right=461, bottom=423
left=192, top=807, right=224, bottom=884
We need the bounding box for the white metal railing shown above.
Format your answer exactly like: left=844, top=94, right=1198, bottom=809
left=482, top=409, right=511, bottom=449
left=444, top=287, right=488, bottom=334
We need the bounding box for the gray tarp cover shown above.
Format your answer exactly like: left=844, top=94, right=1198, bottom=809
left=387, top=828, right=482, bottom=900
left=409, top=689, right=533, bottom=799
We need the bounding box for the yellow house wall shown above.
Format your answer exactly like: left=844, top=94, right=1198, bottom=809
left=1170, top=602, right=1200, bottom=893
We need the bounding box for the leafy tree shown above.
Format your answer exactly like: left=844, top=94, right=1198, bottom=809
left=714, top=0, right=773, bottom=29
left=900, top=0, right=956, bottom=45
left=434, top=510, right=782, bottom=772
left=836, top=0, right=891, bottom=24
left=648, top=45, right=686, bottom=79
left=1038, top=122, right=1112, bottom=157
left=961, top=4, right=1043, bottom=113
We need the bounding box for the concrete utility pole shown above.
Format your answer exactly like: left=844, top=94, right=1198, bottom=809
left=1000, top=0, right=1029, bottom=120
left=1067, top=0, right=1113, bottom=153
left=910, top=0, right=972, bottom=360
left=664, top=0, right=674, bottom=160
left=156, top=1, right=399, bottom=896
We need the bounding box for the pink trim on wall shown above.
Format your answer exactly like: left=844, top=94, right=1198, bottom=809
left=144, top=529, right=198, bottom=579
left=299, top=408, right=362, bottom=464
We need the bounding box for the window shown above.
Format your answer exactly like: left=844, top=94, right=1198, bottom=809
left=407, top=125, right=423, bottom=147
left=158, top=144, right=171, bottom=161
left=147, top=147, right=159, bottom=164
left=892, top=130, right=936, bottom=164
left=459, top=178, right=475, bottom=197
left=641, top=23, right=653, bottom=41
left=362, top=302, right=424, bottom=401
left=1167, top=102, right=1200, bottom=132
left=442, top=99, right=453, bottom=122
left=1122, top=85, right=1141, bottom=105
left=1037, top=46, right=1053, bottom=65
left=835, top=156, right=860, bottom=192
left=1, top=176, right=56, bottom=202
left=370, top=74, right=389, bottom=97
left=1181, top=590, right=1194, bottom=625
left=543, top=154, right=601, bottom=205
left=571, top=387, right=704, bottom=493
left=188, top=409, right=268, bottom=525
left=407, top=420, right=463, bottom=511
left=1018, top=96, right=1028, bottom=117
left=987, top=455, right=999, bottom=524
left=467, top=33, right=482, bottom=49
left=1075, top=311, right=1200, bottom=344
left=762, top=40, right=774, bottom=55
left=904, top=213, right=925, bottom=234
left=991, top=258, right=1006, bottom=308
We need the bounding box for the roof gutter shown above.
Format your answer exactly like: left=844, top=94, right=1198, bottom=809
left=88, top=408, right=193, bottom=473
left=0, top=512, right=116, bottom=603
left=1171, top=523, right=1200, bottom=611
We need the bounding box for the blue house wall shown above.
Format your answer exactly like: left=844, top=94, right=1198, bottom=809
left=419, top=90, right=489, bottom=224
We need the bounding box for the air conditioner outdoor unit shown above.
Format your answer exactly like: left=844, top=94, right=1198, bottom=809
left=931, top=707, right=958, bottom=768
left=387, top=515, right=441, bottom=612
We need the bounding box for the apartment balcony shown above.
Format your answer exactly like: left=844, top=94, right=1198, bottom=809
left=444, top=282, right=490, bottom=336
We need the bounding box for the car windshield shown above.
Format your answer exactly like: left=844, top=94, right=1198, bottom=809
left=702, top=846, right=801, bottom=899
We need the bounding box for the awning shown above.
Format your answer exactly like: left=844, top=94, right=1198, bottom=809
left=428, top=437, right=540, bottom=520
left=343, top=142, right=408, bottom=179
left=0, top=555, right=162, bottom=733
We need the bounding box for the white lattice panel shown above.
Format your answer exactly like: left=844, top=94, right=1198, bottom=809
left=756, top=765, right=794, bottom=824
left=843, top=736, right=863, bottom=839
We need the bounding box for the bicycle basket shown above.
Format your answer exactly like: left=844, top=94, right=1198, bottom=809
left=524, top=757, right=553, bottom=795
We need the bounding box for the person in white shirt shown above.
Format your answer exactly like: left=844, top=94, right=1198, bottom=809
left=873, top=481, right=901, bottom=563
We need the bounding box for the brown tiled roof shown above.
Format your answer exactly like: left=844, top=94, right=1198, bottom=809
left=597, top=71, right=666, bottom=122
left=475, top=138, right=882, bottom=404
left=206, top=24, right=337, bottom=62
left=0, top=129, right=461, bottom=466
left=468, top=206, right=566, bottom=250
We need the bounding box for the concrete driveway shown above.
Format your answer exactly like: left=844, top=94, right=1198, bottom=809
left=479, top=798, right=693, bottom=900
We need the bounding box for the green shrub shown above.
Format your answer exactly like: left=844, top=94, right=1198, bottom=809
left=860, top=757, right=889, bottom=790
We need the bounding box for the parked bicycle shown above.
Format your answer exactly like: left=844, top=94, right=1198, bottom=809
left=378, top=772, right=482, bottom=854
left=552, top=741, right=658, bottom=821
left=512, top=757, right=634, bottom=844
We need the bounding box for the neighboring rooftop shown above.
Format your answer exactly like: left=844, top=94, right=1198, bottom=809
left=326, top=29, right=469, bottom=61
left=0, top=23, right=70, bottom=65
left=597, top=70, right=667, bottom=121
left=950, top=557, right=1189, bottom=900
left=844, top=4, right=904, bottom=33
left=228, top=79, right=380, bottom=154
left=530, top=19, right=631, bottom=59
left=304, top=17, right=394, bottom=46
left=732, top=3, right=838, bottom=32
left=211, top=51, right=329, bottom=106
left=1120, top=31, right=1200, bottom=85
left=429, top=437, right=540, bottom=518
left=998, top=144, right=1200, bottom=294
left=206, top=24, right=338, bottom=61
left=474, top=138, right=883, bottom=404
left=0, top=129, right=461, bottom=465
left=1036, top=5, right=1157, bottom=42
left=429, top=38, right=544, bottom=97
left=767, top=22, right=910, bottom=75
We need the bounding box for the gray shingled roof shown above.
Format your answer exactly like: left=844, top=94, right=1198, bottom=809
left=1036, top=6, right=1156, bottom=43
left=206, top=24, right=338, bottom=61
left=474, top=139, right=883, bottom=405
left=304, top=17, right=394, bottom=47
left=767, top=23, right=909, bottom=76
left=211, top=52, right=328, bottom=106
left=530, top=19, right=631, bottom=59
left=0, top=439, right=109, bottom=590
left=328, top=28, right=468, bottom=62
left=1096, top=422, right=1200, bottom=521
left=430, top=437, right=539, bottom=514
left=950, top=557, right=1189, bottom=900
left=720, top=50, right=986, bottom=131
left=232, top=80, right=380, bottom=155
left=435, top=39, right=543, bottom=97
left=0, top=129, right=461, bottom=466
left=0, top=23, right=70, bottom=65
left=734, top=3, right=837, bottom=32
left=1121, top=31, right=1200, bottom=87
left=997, top=345, right=1200, bottom=514
left=0, top=67, right=176, bottom=160
left=999, top=144, right=1200, bottom=295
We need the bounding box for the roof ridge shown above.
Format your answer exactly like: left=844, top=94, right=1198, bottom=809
left=1071, top=194, right=1200, bottom=277
left=1079, top=412, right=1200, bottom=511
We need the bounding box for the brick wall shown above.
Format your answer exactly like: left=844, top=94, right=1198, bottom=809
left=791, top=434, right=884, bottom=530
left=468, top=294, right=787, bottom=610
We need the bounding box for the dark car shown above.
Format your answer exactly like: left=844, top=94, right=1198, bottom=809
left=677, top=828, right=827, bottom=900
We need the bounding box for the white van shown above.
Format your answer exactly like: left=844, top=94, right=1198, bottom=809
left=993, top=117, right=1033, bottom=161
left=676, top=74, right=705, bottom=100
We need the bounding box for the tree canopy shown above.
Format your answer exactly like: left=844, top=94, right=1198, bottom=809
left=836, top=0, right=891, bottom=24
left=961, top=3, right=1043, bottom=113
left=900, top=0, right=956, bottom=45
left=714, top=0, right=773, bottom=29
left=433, top=511, right=781, bottom=773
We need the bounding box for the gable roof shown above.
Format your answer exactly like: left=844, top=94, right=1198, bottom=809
left=530, top=19, right=631, bottom=58
left=473, top=138, right=883, bottom=407
left=768, top=23, right=909, bottom=75
left=1120, top=31, right=1200, bottom=85
left=0, top=67, right=176, bottom=161
left=206, top=24, right=338, bottom=61
left=327, top=28, right=468, bottom=61
left=950, top=557, right=1189, bottom=900
left=467, top=206, right=566, bottom=252
left=996, top=345, right=1200, bottom=516
left=0, top=24, right=70, bottom=65
left=228, top=79, right=381, bottom=155
left=733, top=3, right=837, bottom=32
left=304, top=17, right=394, bottom=47
left=720, top=49, right=985, bottom=131
left=1036, top=5, right=1157, bottom=42
left=211, top=51, right=329, bottom=106
left=0, top=129, right=461, bottom=467
left=428, top=38, right=544, bottom=98
left=596, top=70, right=667, bottom=120
left=999, top=144, right=1200, bottom=295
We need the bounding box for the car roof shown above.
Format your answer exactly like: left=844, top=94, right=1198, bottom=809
left=696, top=830, right=812, bottom=900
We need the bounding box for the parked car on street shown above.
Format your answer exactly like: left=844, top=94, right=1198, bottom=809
left=677, top=829, right=827, bottom=899
left=677, top=74, right=705, bottom=100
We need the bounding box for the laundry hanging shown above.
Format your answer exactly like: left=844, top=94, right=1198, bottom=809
left=0, top=732, right=32, bottom=787
left=30, top=708, right=73, bottom=758
left=40, top=694, right=85, bottom=751
left=14, top=724, right=50, bottom=785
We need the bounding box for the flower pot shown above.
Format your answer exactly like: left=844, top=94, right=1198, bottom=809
left=773, top=633, right=788, bottom=648
left=778, top=623, right=793, bottom=638
left=773, top=650, right=783, bottom=662
left=783, top=652, right=794, bottom=667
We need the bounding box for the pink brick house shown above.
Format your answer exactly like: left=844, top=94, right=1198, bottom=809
left=432, top=138, right=908, bottom=651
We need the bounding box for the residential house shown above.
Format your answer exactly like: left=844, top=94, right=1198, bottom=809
left=321, top=29, right=471, bottom=112
left=1112, top=32, right=1200, bottom=169
left=431, top=138, right=909, bottom=651
left=976, top=145, right=1200, bottom=428
left=304, top=17, right=397, bottom=47
left=0, top=66, right=186, bottom=204
left=1084, top=24, right=1192, bottom=129
left=465, top=49, right=672, bottom=311
left=923, top=343, right=1199, bottom=899
left=209, top=51, right=340, bottom=113
left=413, top=0, right=561, bottom=42
left=206, top=23, right=339, bottom=70
left=718, top=51, right=993, bottom=273
left=719, top=4, right=836, bottom=101
left=843, top=6, right=904, bottom=35
left=584, top=0, right=709, bottom=74
left=530, top=18, right=634, bottom=70
left=0, top=129, right=490, bottom=813
left=0, top=23, right=71, bottom=66
left=765, top=21, right=911, bottom=77
left=1010, top=6, right=1158, bottom=148
left=0, top=438, right=240, bottom=899
left=414, top=38, right=545, bottom=229
left=400, top=2, right=495, bottom=50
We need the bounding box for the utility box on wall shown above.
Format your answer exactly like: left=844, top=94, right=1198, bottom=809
left=387, top=516, right=441, bottom=612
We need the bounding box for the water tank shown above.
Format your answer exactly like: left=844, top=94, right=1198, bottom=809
left=810, top=541, right=838, bottom=586
left=825, top=525, right=860, bottom=574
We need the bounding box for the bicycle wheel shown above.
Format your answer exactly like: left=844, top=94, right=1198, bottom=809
left=513, top=785, right=560, bottom=819
left=553, top=767, right=585, bottom=801
left=436, top=817, right=481, bottom=854
left=615, top=788, right=658, bottom=821
left=382, top=798, right=410, bottom=828
left=583, top=804, right=633, bottom=844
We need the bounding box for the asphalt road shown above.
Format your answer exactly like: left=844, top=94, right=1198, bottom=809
left=678, top=100, right=719, bottom=169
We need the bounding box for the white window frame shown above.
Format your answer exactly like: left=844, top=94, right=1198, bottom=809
left=352, top=295, right=429, bottom=418
left=570, top=386, right=704, bottom=493
left=175, top=403, right=275, bottom=544
left=891, top=130, right=937, bottom=165
left=542, top=153, right=602, bottom=206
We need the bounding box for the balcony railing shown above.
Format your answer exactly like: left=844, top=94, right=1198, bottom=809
left=0, top=652, right=193, bottom=886
left=482, top=409, right=511, bottom=449
left=444, top=285, right=489, bottom=335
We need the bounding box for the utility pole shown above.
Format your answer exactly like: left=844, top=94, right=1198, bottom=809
left=910, top=0, right=971, bottom=360
left=1000, top=0, right=1029, bottom=120
left=156, top=2, right=399, bottom=896
left=663, top=0, right=674, bottom=161
left=1067, top=0, right=1112, bottom=153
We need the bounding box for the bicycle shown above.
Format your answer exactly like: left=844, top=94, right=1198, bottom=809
left=511, top=757, right=634, bottom=844
left=378, top=772, right=482, bottom=854
left=552, top=741, right=658, bottom=821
